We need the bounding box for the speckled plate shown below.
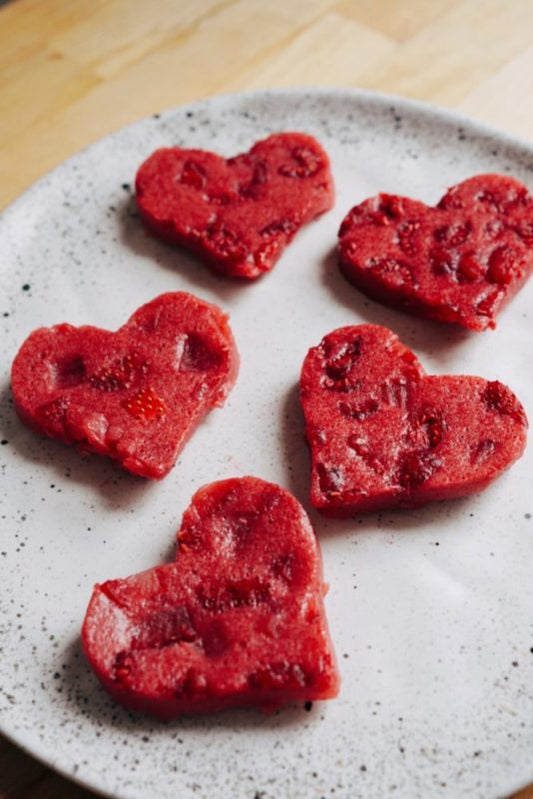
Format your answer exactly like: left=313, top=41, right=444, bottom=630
left=0, top=89, right=532, bottom=799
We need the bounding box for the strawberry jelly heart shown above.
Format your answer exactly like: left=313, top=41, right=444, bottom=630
left=82, top=477, right=340, bottom=719
left=338, top=175, right=533, bottom=331
left=300, top=325, right=527, bottom=516
left=135, top=132, right=334, bottom=279
left=11, top=292, right=238, bottom=479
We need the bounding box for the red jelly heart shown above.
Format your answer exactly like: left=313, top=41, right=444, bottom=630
left=338, top=175, right=533, bottom=331
left=82, top=477, right=340, bottom=719
left=300, top=325, right=527, bottom=515
left=135, top=132, right=334, bottom=279
left=11, top=292, right=238, bottom=479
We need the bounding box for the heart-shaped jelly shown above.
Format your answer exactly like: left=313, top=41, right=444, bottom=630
left=136, top=132, right=334, bottom=279
left=301, top=324, right=527, bottom=515
left=338, top=175, right=533, bottom=331
left=82, top=477, right=339, bottom=718
left=11, top=292, right=238, bottom=478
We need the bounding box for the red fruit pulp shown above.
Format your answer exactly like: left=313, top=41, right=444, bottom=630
left=301, top=325, right=528, bottom=515
left=338, top=175, right=533, bottom=331
left=82, top=477, right=340, bottom=719
left=136, top=132, right=334, bottom=279
left=11, top=292, right=238, bottom=478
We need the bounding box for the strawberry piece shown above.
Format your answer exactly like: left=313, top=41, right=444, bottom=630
left=300, top=325, right=527, bottom=515
left=82, top=477, right=339, bottom=719
left=338, top=175, right=533, bottom=331
left=123, top=387, right=168, bottom=421
left=11, top=292, right=238, bottom=478
left=135, top=132, right=334, bottom=279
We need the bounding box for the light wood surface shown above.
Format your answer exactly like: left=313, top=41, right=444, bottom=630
left=0, top=1, right=532, bottom=797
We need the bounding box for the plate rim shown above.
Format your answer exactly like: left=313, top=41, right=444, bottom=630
left=2, top=85, right=532, bottom=223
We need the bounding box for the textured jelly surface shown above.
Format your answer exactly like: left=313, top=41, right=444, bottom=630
left=11, top=292, right=238, bottom=478
left=338, top=174, right=533, bottom=331
left=82, top=477, right=339, bottom=719
left=136, top=132, right=334, bottom=278
left=301, top=324, right=528, bottom=515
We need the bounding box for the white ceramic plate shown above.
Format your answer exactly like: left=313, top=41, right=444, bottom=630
left=0, top=89, right=532, bottom=799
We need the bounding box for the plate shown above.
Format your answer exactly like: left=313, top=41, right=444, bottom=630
left=0, top=88, right=532, bottom=799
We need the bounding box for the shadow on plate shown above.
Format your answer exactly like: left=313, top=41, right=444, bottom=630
left=58, top=635, right=322, bottom=737
left=117, top=194, right=253, bottom=305
left=0, top=381, right=153, bottom=508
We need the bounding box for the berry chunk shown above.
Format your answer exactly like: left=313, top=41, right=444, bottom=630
left=338, top=175, right=533, bottom=331
left=300, top=325, right=527, bottom=515
left=135, top=132, right=334, bottom=279
left=82, top=477, right=340, bottom=719
left=11, top=292, right=238, bottom=478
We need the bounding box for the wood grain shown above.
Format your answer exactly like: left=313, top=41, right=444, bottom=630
left=0, top=1, right=531, bottom=797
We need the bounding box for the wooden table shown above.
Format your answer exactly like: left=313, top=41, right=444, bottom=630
left=0, top=1, right=532, bottom=796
